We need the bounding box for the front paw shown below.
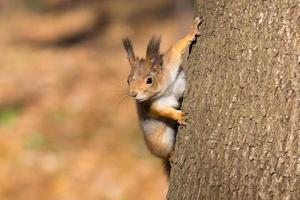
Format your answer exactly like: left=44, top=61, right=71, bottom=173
left=191, top=16, right=204, bottom=36
left=175, top=110, right=187, bottom=126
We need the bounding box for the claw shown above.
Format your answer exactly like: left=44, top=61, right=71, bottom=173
left=178, top=119, right=187, bottom=126
left=176, top=111, right=188, bottom=126
left=191, top=16, right=204, bottom=36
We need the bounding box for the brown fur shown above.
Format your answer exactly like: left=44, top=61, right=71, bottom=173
left=162, top=159, right=171, bottom=178
left=146, top=35, right=162, bottom=67
left=122, top=38, right=135, bottom=65
left=127, top=58, right=164, bottom=99
left=122, top=16, right=203, bottom=177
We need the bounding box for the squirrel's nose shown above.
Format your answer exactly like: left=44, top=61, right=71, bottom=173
left=131, top=91, right=137, bottom=97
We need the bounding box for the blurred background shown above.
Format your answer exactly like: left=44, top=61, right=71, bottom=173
left=0, top=0, right=193, bottom=199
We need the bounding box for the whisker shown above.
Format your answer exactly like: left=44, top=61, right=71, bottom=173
left=118, top=90, right=130, bottom=99
left=108, top=88, right=129, bottom=95
left=116, top=93, right=131, bottom=110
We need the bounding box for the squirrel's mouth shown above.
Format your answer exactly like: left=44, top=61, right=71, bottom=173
left=134, top=91, right=160, bottom=102
left=135, top=97, right=148, bottom=102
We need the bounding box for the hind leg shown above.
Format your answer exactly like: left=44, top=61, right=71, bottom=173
left=144, top=124, right=175, bottom=159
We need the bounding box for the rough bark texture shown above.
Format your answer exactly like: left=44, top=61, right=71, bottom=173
left=167, top=0, right=300, bottom=200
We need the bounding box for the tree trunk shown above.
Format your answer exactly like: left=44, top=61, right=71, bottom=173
left=167, top=0, right=300, bottom=200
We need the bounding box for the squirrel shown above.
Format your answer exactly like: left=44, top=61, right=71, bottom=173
left=122, top=16, right=203, bottom=177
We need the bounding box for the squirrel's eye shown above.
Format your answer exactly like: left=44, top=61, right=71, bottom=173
left=146, top=77, right=152, bottom=85
left=127, top=79, right=130, bottom=85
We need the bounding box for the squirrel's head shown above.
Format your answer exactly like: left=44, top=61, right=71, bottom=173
left=122, top=36, right=163, bottom=102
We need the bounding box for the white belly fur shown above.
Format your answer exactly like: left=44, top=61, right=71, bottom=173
left=139, top=70, right=186, bottom=155
left=155, top=70, right=186, bottom=108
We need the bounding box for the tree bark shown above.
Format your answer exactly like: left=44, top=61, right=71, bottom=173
left=167, top=0, right=300, bottom=200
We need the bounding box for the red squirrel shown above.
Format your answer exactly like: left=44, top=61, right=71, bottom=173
left=122, top=17, right=202, bottom=177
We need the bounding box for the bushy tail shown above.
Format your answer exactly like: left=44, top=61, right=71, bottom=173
left=162, top=159, right=171, bottom=179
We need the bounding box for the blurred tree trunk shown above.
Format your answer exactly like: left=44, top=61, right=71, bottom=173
left=167, top=0, right=300, bottom=199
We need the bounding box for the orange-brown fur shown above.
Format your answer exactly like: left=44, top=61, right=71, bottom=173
left=163, top=18, right=200, bottom=71
left=150, top=103, right=185, bottom=124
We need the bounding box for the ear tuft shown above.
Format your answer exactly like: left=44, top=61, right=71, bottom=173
left=122, top=37, right=135, bottom=64
left=146, top=35, right=161, bottom=66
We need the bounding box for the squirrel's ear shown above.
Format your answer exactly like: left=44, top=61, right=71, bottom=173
left=146, top=35, right=161, bottom=67
left=122, top=37, right=136, bottom=66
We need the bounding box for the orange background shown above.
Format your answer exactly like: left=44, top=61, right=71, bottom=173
left=0, top=0, right=193, bottom=199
